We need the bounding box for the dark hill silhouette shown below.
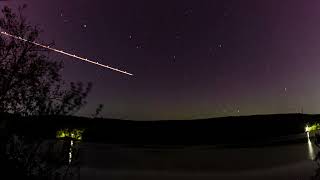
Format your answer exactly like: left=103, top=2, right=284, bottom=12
left=1, top=113, right=315, bottom=146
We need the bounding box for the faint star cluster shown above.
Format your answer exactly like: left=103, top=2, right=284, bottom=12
left=2, top=0, right=317, bottom=120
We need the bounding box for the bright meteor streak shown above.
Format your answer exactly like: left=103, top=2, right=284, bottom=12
left=0, top=31, right=134, bottom=76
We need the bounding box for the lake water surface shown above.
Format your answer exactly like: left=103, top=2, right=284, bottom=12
left=78, top=134, right=318, bottom=180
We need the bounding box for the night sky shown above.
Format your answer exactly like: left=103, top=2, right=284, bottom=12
left=1, top=0, right=320, bottom=120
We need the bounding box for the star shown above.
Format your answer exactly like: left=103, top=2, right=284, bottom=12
left=175, top=32, right=181, bottom=40
left=184, top=9, right=193, bottom=16
left=283, top=88, right=288, bottom=96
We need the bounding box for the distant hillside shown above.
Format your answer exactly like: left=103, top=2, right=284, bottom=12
left=1, top=113, right=317, bottom=145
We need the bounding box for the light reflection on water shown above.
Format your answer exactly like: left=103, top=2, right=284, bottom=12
left=307, top=132, right=315, bottom=160
left=69, top=140, right=74, bottom=164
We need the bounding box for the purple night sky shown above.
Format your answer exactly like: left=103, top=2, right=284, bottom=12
left=1, top=0, right=320, bottom=120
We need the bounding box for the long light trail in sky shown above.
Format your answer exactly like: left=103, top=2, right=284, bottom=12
left=0, top=31, right=134, bottom=76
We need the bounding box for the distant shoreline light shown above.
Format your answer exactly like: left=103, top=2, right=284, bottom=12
left=0, top=31, right=134, bottom=76
left=305, top=123, right=320, bottom=133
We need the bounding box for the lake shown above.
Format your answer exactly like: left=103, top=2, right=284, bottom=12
left=77, top=133, right=318, bottom=180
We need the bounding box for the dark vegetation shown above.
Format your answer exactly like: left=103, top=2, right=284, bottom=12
left=311, top=132, right=320, bottom=179
left=1, top=113, right=315, bottom=146
left=0, top=4, right=319, bottom=180
left=0, top=5, right=311, bottom=147
left=0, top=6, right=92, bottom=116
left=0, top=6, right=91, bottom=180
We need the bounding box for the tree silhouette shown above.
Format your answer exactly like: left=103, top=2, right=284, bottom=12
left=0, top=6, right=91, bottom=116
left=312, top=132, right=320, bottom=179
left=0, top=6, right=93, bottom=179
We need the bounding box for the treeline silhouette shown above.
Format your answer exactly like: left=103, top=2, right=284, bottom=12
left=2, top=113, right=314, bottom=146
left=0, top=6, right=93, bottom=117
left=0, top=6, right=96, bottom=179
left=0, top=5, right=317, bottom=179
